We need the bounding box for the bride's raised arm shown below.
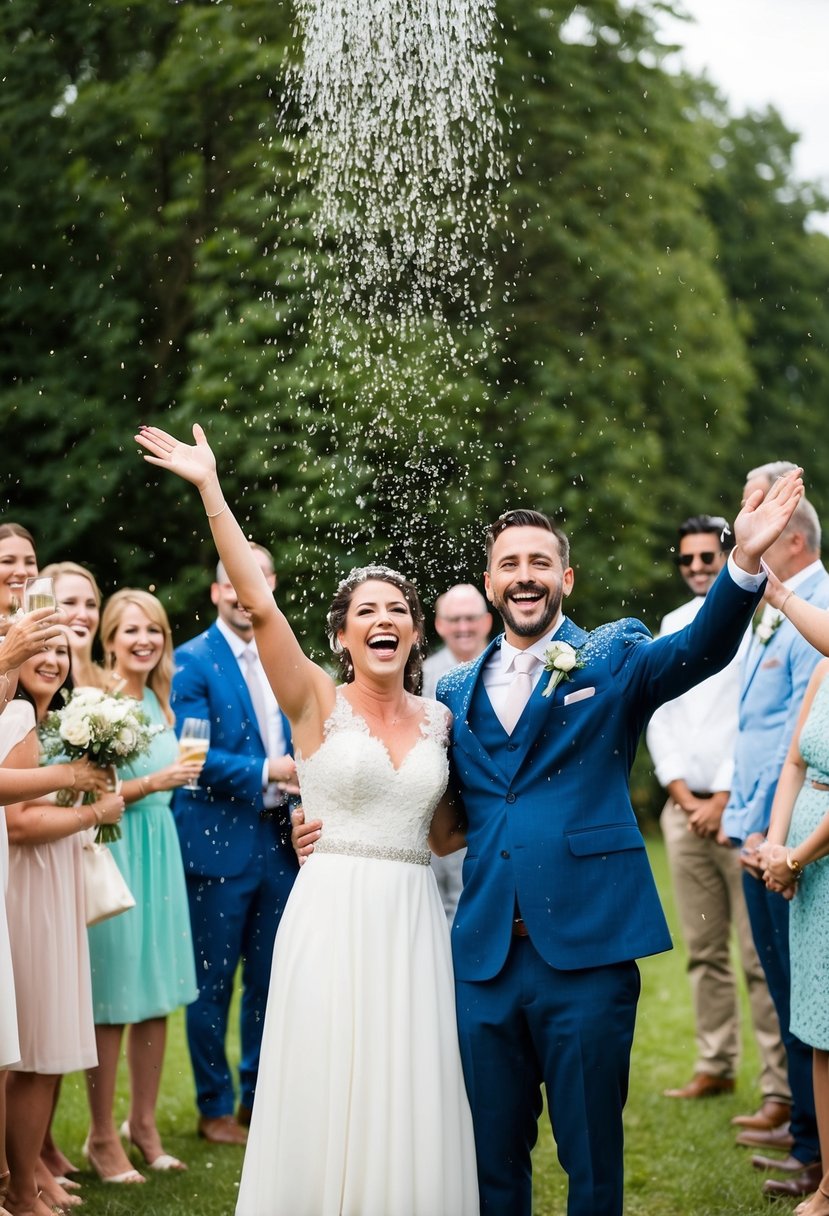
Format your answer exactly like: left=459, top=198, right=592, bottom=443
left=135, top=423, right=333, bottom=735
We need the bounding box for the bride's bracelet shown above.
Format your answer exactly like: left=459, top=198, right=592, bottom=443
left=205, top=501, right=228, bottom=519
left=779, top=589, right=795, bottom=613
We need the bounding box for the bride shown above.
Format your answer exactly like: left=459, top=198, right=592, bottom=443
left=135, top=424, right=478, bottom=1216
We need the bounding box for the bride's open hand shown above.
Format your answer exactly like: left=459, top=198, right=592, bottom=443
left=136, top=423, right=217, bottom=491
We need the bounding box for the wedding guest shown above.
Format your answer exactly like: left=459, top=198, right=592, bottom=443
left=0, top=737, right=109, bottom=1216
left=421, top=584, right=492, bottom=697
left=0, top=523, right=59, bottom=707
left=723, top=493, right=828, bottom=1199
left=1, top=535, right=95, bottom=1190
left=171, top=548, right=298, bottom=1145
left=38, top=561, right=105, bottom=1186
left=84, top=590, right=200, bottom=1183
left=647, top=515, right=788, bottom=1106
left=0, top=525, right=37, bottom=622
left=41, top=563, right=105, bottom=689
left=763, top=569, right=829, bottom=658
left=763, top=658, right=829, bottom=1216
left=422, top=584, right=491, bottom=924
left=3, top=638, right=122, bottom=1216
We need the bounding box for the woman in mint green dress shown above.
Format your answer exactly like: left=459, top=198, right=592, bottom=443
left=764, top=658, right=829, bottom=1216
left=84, top=589, right=199, bottom=1183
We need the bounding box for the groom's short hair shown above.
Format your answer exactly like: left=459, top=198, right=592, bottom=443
left=485, top=509, right=570, bottom=569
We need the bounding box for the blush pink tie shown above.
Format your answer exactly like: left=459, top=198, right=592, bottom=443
left=500, top=652, right=541, bottom=735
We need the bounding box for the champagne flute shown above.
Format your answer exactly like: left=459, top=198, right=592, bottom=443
left=24, top=576, right=56, bottom=614
left=179, top=718, right=210, bottom=791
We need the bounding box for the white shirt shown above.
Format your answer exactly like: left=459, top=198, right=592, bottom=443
left=215, top=618, right=288, bottom=802
left=481, top=610, right=564, bottom=721
left=646, top=596, right=750, bottom=794
left=421, top=647, right=458, bottom=699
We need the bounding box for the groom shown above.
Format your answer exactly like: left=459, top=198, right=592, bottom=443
left=436, top=480, right=801, bottom=1215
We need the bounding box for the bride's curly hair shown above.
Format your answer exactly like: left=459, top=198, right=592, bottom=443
left=326, top=565, right=425, bottom=695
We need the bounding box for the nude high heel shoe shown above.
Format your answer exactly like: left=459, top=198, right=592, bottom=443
left=81, top=1134, right=145, bottom=1184
left=120, top=1121, right=186, bottom=1172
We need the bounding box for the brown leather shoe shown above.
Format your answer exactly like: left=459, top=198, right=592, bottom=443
left=236, top=1104, right=252, bottom=1129
left=197, top=1115, right=248, bottom=1146
left=752, top=1153, right=813, bottom=1174
left=736, top=1124, right=794, bottom=1150
left=762, top=1162, right=822, bottom=1199
left=732, top=1099, right=792, bottom=1130
left=663, top=1073, right=735, bottom=1099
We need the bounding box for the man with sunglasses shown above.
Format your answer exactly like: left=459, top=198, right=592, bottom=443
left=647, top=516, right=788, bottom=1112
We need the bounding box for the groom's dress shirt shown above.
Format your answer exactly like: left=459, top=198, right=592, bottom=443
left=481, top=613, right=563, bottom=726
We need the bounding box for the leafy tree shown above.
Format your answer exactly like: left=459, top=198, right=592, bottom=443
left=696, top=97, right=829, bottom=520
left=2, top=0, right=826, bottom=663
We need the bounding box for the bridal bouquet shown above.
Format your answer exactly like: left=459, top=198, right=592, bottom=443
left=40, top=688, right=162, bottom=841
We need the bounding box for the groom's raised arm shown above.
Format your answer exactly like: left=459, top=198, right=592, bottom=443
left=618, top=469, right=803, bottom=710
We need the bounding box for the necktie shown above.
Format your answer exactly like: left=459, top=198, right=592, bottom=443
left=500, top=652, right=540, bottom=735
left=241, top=647, right=271, bottom=751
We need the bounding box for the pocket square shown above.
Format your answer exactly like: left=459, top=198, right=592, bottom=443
left=761, top=658, right=782, bottom=670
left=563, top=687, right=596, bottom=705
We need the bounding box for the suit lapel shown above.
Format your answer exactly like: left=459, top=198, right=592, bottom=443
left=206, top=625, right=261, bottom=741
left=741, top=567, right=828, bottom=702
left=452, top=638, right=509, bottom=774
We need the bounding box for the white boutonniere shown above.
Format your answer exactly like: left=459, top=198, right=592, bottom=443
left=755, top=610, right=783, bottom=646
left=541, top=641, right=585, bottom=697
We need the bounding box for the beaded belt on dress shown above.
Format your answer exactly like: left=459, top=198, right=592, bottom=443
left=315, top=838, right=431, bottom=866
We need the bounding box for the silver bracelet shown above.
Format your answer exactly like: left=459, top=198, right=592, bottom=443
left=205, top=502, right=228, bottom=519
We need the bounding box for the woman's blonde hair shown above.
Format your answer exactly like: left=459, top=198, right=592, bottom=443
left=40, top=561, right=103, bottom=607
left=40, top=561, right=106, bottom=689
left=101, top=589, right=174, bottom=723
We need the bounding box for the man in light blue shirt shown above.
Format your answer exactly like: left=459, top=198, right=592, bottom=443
left=723, top=488, right=829, bottom=1199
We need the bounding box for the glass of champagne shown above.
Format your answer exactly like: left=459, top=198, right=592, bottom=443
left=24, top=576, right=56, bottom=614
left=179, top=718, right=210, bottom=791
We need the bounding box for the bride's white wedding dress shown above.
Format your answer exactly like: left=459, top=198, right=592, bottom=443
left=236, top=690, right=478, bottom=1216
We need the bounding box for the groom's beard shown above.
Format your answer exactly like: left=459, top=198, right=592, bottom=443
left=492, top=580, right=563, bottom=639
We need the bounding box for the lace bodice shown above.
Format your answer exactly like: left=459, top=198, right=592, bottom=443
left=296, top=691, right=451, bottom=863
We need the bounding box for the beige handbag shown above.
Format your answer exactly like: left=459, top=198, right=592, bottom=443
left=81, top=832, right=135, bottom=927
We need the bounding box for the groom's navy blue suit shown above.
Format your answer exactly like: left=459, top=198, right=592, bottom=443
left=438, top=562, right=763, bottom=1216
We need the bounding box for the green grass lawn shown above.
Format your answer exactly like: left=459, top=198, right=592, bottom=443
left=53, top=835, right=791, bottom=1214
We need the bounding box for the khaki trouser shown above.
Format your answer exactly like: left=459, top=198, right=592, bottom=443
left=661, top=798, right=790, bottom=1099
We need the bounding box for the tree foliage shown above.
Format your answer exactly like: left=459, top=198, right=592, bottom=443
left=1, top=0, right=827, bottom=655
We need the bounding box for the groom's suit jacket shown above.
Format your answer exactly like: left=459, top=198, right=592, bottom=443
left=438, top=563, right=763, bottom=983
left=171, top=622, right=294, bottom=880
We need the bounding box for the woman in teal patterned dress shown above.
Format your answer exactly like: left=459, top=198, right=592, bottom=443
left=764, top=657, right=829, bottom=1216
left=84, top=590, right=200, bottom=1184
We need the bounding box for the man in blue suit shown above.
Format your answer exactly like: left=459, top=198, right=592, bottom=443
left=722, top=491, right=828, bottom=1200
left=437, top=482, right=801, bottom=1216
left=172, top=544, right=299, bottom=1144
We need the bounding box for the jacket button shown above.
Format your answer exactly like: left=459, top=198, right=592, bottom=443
left=506, top=793, right=516, bottom=804
left=506, top=743, right=518, bottom=751
left=501, top=849, right=510, bottom=859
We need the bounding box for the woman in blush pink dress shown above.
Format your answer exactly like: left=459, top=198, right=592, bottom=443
left=3, top=639, right=123, bottom=1216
